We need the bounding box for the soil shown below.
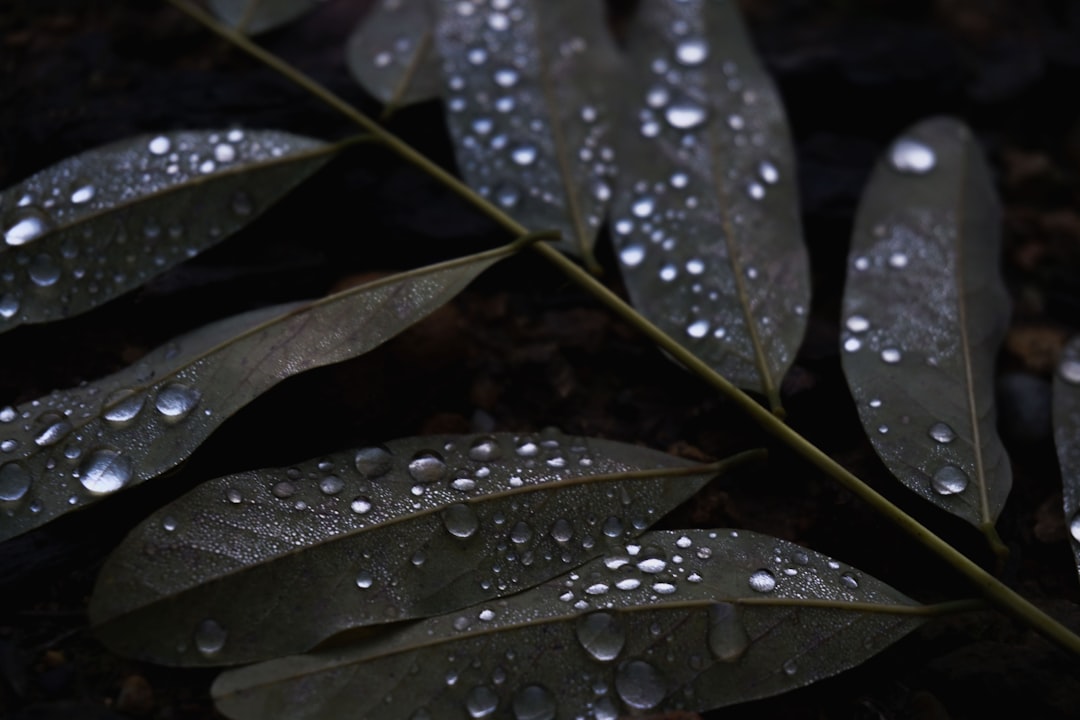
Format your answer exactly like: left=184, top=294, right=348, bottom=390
left=1, top=1, right=1080, bottom=719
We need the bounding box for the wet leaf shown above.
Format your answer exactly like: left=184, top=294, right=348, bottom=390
left=433, top=0, right=621, bottom=266
left=346, top=0, right=441, bottom=110
left=0, top=129, right=335, bottom=333
left=610, top=0, right=810, bottom=409
left=212, top=529, right=924, bottom=719
left=91, top=434, right=745, bottom=666
left=207, top=0, right=318, bottom=35
left=841, top=117, right=1012, bottom=530
left=1053, top=336, right=1080, bottom=581
left=0, top=246, right=515, bottom=542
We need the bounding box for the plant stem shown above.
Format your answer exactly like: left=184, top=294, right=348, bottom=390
left=165, top=0, right=1080, bottom=658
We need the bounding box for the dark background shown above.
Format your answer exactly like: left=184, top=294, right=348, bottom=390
left=2, top=0, right=1080, bottom=718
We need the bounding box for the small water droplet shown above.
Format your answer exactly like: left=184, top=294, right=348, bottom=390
left=148, top=136, right=171, bottom=155
left=616, top=659, right=666, bottom=710
left=78, top=449, right=132, bottom=495
left=226, top=488, right=243, bottom=504
left=512, top=684, right=556, bottom=720
left=1069, top=511, right=1080, bottom=542
left=443, top=503, right=479, bottom=538
left=466, top=685, right=499, bottom=718
left=888, top=252, right=909, bottom=269
left=686, top=319, right=709, bottom=339
left=845, top=315, right=870, bottom=333
left=932, top=465, right=969, bottom=495
left=1059, top=359, right=1080, bottom=385
left=355, top=570, right=374, bottom=589
left=0, top=294, right=20, bottom=320
left=213, top=143, right=236, bottom=163
left=350, top=496, right=372, bottom=514
left=674, top=38, right=708, bottom=65
left=0, top=462, right=32, bottom=502
left=748, top=569, right=776, bottom=593
left=880, top=348, right=902, bottom=364
left=355, top=446, right=392, bottom=478
left=707, top=603, right=750, bottom=661
left=782, top=658, right=798, bottom=676
left=839, top=571, right=860, bottom=589
left=28, top=254, right=61, bottom=287
left=194, top=618, right=226, bottom=657
left=494, top=183, right=520, bottom=208
left=154, top=383, right=200, bottom=420
left=843, top=337, right=862, bottom=352
left=889, top=138, right=936, bottom=174
left=272, top=481, right=295, bottom=499
left=758, top=160, right=780, bottom=184
left=468, top=436, right=501, bottom=462
left=516, top=440, right=539, bottom=458
left=928, top=422, right=956, bottom=444
left=319, top=475, right=344, bottom=495
left=510, top=521, right=533, bottom=544
left=619, top=245, right=646, bottom=267
left=408, top=451, right=446, bottom=483
left=665, top=102, right=707, bottom=129
left=70, top=184, right=96, bottom=204
left=550, top=518, right=573, bottom=543
left=576, top=612, right=625, bottom=662
left=511, top=145, right=537, bottom=166
left=163, top=516, right=178, bottom=532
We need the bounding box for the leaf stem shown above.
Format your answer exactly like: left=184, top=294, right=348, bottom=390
left=164, top=0, right=1080, bottom=659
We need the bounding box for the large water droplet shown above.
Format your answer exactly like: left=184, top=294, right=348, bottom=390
left=615, top=660, right=666, bottom=710
left=707, top=603, right=750, bottom=661
left=102, top=389, right=145, bottom=425
left=0, top=462, right=32, bottom=502
left=889, top=138, right=936, bottom=174
left=5, top=208, right=50, bottom=246
left=928, top=422, right=956, bottom=444
left=28, top=254, right=61, bottom=287
left=512, top=684, right=556, bottom=720
left=576, top=612, right=625, bottom=662
left=154, top=383, right=200, bottom=420
left=350, top=496, right=372, bottom=514
left=550, top=518, right=573, bottom=543
left=510, top=521, right=533, bottom=544
left=468, top=436, right=501, bottom=462
left=319, top=475, right=344, bottom=495
left=0, top=293, right=20, bottom=320
left=619, top=245, right=645, bottom=267
left=932, top=465, right=968, bottom=495
left=665, top=102, right=707, bottom=129
left=674, top=38, right=708, bottom=66
left=78, top=449, right=132, bottom=495
left=408, top=451, right=446, bottom=483
left=148, top=136, right=172, bottom=155
left=466, top=685, right=499, bottom=718
left=354, top=446, right=392, bottom=478
left=748, top=568, right=776, bottom=593
left=194, top=618, right=227, bottom=657
left=443, top=503, right=479, bottom=538
left=355, top=570, right=374, bottom=589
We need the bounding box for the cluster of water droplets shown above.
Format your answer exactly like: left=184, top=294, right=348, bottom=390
left=0, top=129, right=321, bottom=327
left=348, top=0, right=441, bottom=106
left=434, top=0, right=616, bottom=248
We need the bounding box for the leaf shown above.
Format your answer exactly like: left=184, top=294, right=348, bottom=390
left=0, top=129, right=335, bottom=333
left=212, top=528, right=924, bottom=719
left=0, top=246, right=515, bottom=542
left=207, top=0, right=318, bottom=35
left=840, top=117, right=1012, bottom=531
left=432, top=0, right=621, bottom=267
left=1053, top=337, right=1080, bottom=581
left=610, top=0, right=810, bottom=410
left=90, top=434, right=744, bottom=667
left=346, top=0, right=442, bottom=110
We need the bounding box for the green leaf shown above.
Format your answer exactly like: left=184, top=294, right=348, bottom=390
left=346, top=0, right=441, bottom=110
left=610, top=0, right=810, bottom=410
left=212, top=529, right=924, bottom=719
left=840, top=117, right=1012, bottom=531
left=432, top=0, right=621, bottom=267
left=90, top=434, right=744, bottom=667
left=0, top=246, right=515, bottom=542
left=0, top=129, right=335, bottom=333
left=1053, top=337, right=1080, bottom=581
left=207, top=0, right=318, bottom=35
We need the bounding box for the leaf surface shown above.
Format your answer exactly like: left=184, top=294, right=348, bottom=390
left=91, top=433, right=738, bottom=666
left=1052, top=337, right=1080, bottom=581
left=433, top=0, right=620, bottom=265
left=0, top=247, right=514, bottom=542
left=207, top=0, right=318, bottom=34
left=841, top=117, right=1011, bottom=530
left=213, top=529, right=924, bottom=719
left=347, top=0, right=441, bottom=110
left=0, top=130, right=335, bottom=333
left=611, top=0, right=810, bottom=408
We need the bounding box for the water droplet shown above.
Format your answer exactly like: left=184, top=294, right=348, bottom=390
left=443, top=503, right=479, bottom=538
left=78, top=449, right=132, bottom=495
left=845, top=315, right=870, bottom=333
left=1069, top=511, right=1080, bottom=542
left=494, top=183, right=520, bottom=208
left=839, top=571, right=860, bottom=589
left=619, top=245, right=645, bottom=267
left=4, top=208, right=49, bottom=246
left=408, top=451, right=446, bottom=483
left=665, top=102, right=707, bottom=129
left=550, top=518, right=573, bottom=543
left=194, top=618, right=226, bottom=657
left=632, top=196, right=655, bottom=218
left=226, top=488, right=243, bottom=504
left=350, top=496, right=372, bottom=514
left=782, top=658, right=798, bottom=676
left=707, top=603, right=750, bottom=661
left=759, top=160, right=780, bottom=184
left=511, top=145, right=537, bottom=166
left=1059, top=359, right=1080, bottom=385
left=516, top=440, right=539, bottom=458
left=636, top=557, right=666, bottom=574
left=616, top=659, right=666, bottom=710
left=70, top=184, right=96, bottom=204
left=843, top=337, right=862, bottom=353
left=33, top=416, right=71, bottom=447
left=213, top=143, right=236, bottom=163
left=0, top=294, right=20, bottom=319
left=928, top=422, right=956, bottom=444
left=0, top=462, right=32, bottom=502
left=746, top=182, right=765, bottom=200
left=355, top=446, right=392, bottom=478
left=466, top=685, right=499, bottom=718
left=880, top=348, right=902, bottom=364
left=148, top=136, right=171, bottom=155
left=888, top=252, right=909, bottom=268
left=889, top=138, right=936, bottom=174
left=163, top=516, right=178, bottom=532
left=512, top=684, right=556, bottom=720
left=674, top=38, right=708, bottom=66
left=686, top=319, right=709, bottom=339
left=659, top=264, right=677, bottom=282
left=28, top=254, right=61, bottom=287
left=154, top=383, right=200, bottom=420
left=319, top=475, right=344, bottom=495
left=932, top=465, right=969, bottom=495
left=748, top=569, right=776, bottom=593
left=510, top=521, right=533, bottom=544
left=355, top=570, right=374, bottom=589
left=601, top=516, right=623, bottom=538
left=576, top=612, right=625, bottom=662
left=102, top=390, right=145, bottom=425
left=468, top=436, right=501, bottom=462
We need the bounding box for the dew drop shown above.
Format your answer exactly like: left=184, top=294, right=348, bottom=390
left=928, top=422, right=956, bottom=444
left=355, top=570, right=374, bottom=589
left=550, top=518, right=573, bottom=543
left=443, top=503, right=479, bottom=538
left=576, top=612, right=625, bottom=662
left=619, top=245, right=645, bottom=267
left=102, top=389, right=145, bottom=425
left=632, top=196, right=655, bottom=218
left=932, top=465, right=969, bottom=495
left=510, top=521, right=533, bottom=544
left=511, top=145, right=538, bottom=166
left=601, top=516, right=623, bottom=538
left=665, top=102, right=707, bottom=129
left=5, top=208, right=50, bottom=246
left=28, top=254, right=61, bottom=287
left=78, top=449, right=132, bottom=495
left=839, top=571, right=860, bottom=590
left=494, top=183, right=520, bottom=209
left=616, top=659, right=667, bottom=710
left=686, top=319, right=709, bottom=339
left=516, top=440, right=539, bottom=458
left=194, top=618, right=226, bottom=657
left=154, top=383, right=200, bottom=420
left=148, top=136, right=171, bottom=155
left=319, top=475, right=344, bottom=495
left=271, top=481, right=296, bottom=499
left=466, top=685, right=499, bottom=718
left=675, top=38, right=708, bottom=66
left=34, top=417, right=72, bottom=447
left=512, top=685, right=556, bottom=720
left=782, top=658, right=798, bottom=676
left=1059, top=359, right=1080, bottom=385
left=70, top=184, right=96, bottom=204
left=707, top=602, right=750, bottom=661
left=748, top=568, right=776, bottom=593
left=0, top=462, right=32, bottom=502
left=226, top=488, right=243, bottom=504
left=845, top=315, right=870, bottom=333
left=636, top=557, right=666, bottom=574
left=659, top=264, right=677, bottom=282
left=758, top=160, right=780, bottom=184
left=350, top=496, right=373, bottom=514
left=354, top=446, right=393, bottom=478
left=880, top=348, right=902, bottom=364
left=889, top=138, right=936, bottom=174
left=468, top=436, right=501, bottom=462
left=1069, top=511, right=1080, bottom=542
left=888, top=252, right=909, bottom=268
left=213, top=143, right=236, bottom=163
left=408, top=451, right=446, bottom=483
left=0, top=294, right=20, bottom=319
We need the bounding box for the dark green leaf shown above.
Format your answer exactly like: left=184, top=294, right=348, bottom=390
left=212, top=529, right=924, bottom=719
left=346, top=0, right=441, bottom=109
left=841, top=117, right=1012, bottom=530
left=0, top=130, right=335, bottom=332
left=0, top=247, right=514, bottom=542
left=90, top=433, right=741, bottom=666
left=1053, top=336, right=1080, bottom=581
left=610, top=0, right=810, bottom=408
left=433, top=0, right=621, bottom=265
left=207, top=0, right=318, bottom=34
